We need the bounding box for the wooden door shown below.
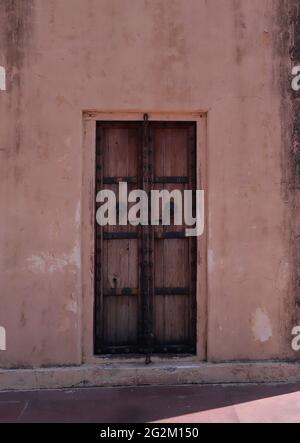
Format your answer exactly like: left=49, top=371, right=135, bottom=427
left=95, top=119, right=196, bottom=355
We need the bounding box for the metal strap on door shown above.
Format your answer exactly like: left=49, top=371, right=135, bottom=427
left=140, top=113, right=154, bottom=363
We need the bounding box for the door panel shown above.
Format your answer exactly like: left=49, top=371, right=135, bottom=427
left=102, top=296, right=139, bottom=347
left=102, top=125, right=139, bottom=177
left=95, top=122, right=141, bottom=354
left=95, top=120, right=196, bottom=355
left=151, top=122, right=196, bottom=352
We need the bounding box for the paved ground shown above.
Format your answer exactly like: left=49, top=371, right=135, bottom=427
left=0, top=383, right=300, bottom=422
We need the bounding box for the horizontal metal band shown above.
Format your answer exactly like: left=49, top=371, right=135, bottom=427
left=152, top=344, right=196, bottom=354
left=102, top=287, right=190, bottom=296
left=155, top=231, right=186, bottom=239
left=154, top=287, right=190, bottom=295
left=101, top=232, right=139, bottom=240
left=153, top=176, right=189, bottom=184
left=96, top=345, right=140, bottom=354
left=102, top=176, right=138, bottom=184
left=96, top=344, right=195, bottom=355
left=104, top=288, right=139, bottom=296
left=98, top=231, right=188, bottom=239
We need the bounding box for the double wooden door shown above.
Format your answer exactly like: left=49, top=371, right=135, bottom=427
left=95, top=118, right=197, bottom=355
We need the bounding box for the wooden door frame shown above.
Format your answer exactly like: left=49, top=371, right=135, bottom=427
left=81, top=111, right=208, bottom=363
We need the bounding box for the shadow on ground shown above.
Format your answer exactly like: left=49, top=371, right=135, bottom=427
left=0, top=383, right=300, bottom=423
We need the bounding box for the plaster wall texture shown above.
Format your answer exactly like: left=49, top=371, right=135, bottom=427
left=0, top=0, right=298, bottom=370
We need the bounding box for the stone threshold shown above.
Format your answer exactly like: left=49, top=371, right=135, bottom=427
left=0, top=361, right=300, bottom=391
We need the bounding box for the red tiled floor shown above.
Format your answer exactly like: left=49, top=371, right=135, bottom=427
left=0, top=384, right=300, bottom=423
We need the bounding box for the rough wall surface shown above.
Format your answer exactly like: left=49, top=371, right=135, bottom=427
left=0, top=0, right=298, bottom=369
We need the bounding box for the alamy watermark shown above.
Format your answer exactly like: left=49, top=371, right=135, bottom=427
left=95, top=182, right=204, bottom=237
left=291, top=326, right=300, bottom=351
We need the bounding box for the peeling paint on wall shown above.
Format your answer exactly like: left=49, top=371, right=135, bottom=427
left=27, top=204, right=81, bottom=273
left=252, top=308, right=272, bottom=343
left=69, top=240, right=81, bottom=271
left=0, top=67, right=6, bottom=90
left=0, top=327, right=6, bottom=351
left=0, top=0, right=35, bottom=156
left=75, top=202, right=81, bottom=228
left=27, top=244, right=80, bottom=274
left=27, top=255, right=46, bottom=273
left=67, top=300, right=78, bottom=314
left=207, top=249, right=214, bottom=274
left=275, top=258, right=291, bottom=292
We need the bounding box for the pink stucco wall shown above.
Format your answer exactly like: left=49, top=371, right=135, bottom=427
left=0, top=0, right=298, bottom=370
